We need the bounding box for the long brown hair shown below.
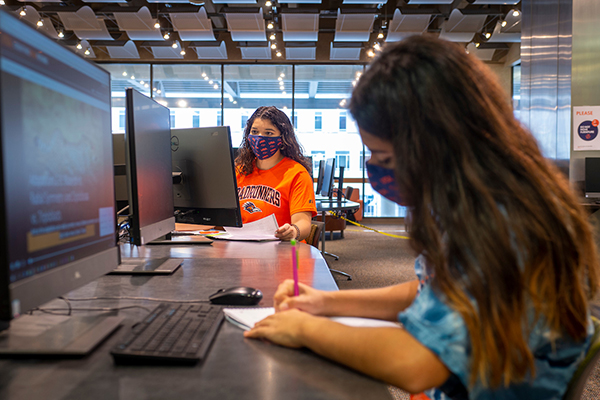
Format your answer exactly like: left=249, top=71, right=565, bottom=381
left=349, top=35, right=599, bottom=388
left=235, top=106, right=312, bottom=175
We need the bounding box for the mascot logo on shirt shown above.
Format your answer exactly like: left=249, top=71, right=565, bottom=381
left=243, top=201, right=262, bottom=214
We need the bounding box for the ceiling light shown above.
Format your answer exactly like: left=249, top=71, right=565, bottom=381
left=172, top=42, right=178, bottom=48
left=367, top=50, right=375, bottom=57
left=271, top=43, right=277, bottom=50
left=153, top=87, right=157, bottom=91
left=204, top=76, right=209, bottom=80
left=58, top=31, right=64, bottom=38
left=144, top=83, right=149, bottom=88
left=265, top=0, right=272, bottom=6
left=485, top=32, right=491, bottom=39
left=178, top=100, right=188, bottom=107
left=84, top=49, right=90, bottom=55
left=280, top=73, right=285, bottom=78
left=180, top=50, right=186, bottom=55
left=373, top=43, right=381, bottom=51
left=512, top=10, right=520, bottom=17
left=356, top=72, right=361, bottom=78
left=37, top=20, right=43, bottom=27
left=19, top=8, right=26, bottom=16
left=267, top=22, right=274, bottom=30
left=213, top=84, right=218, bottom=89
left=122, top=71, right=128, bottom=76
left=76, top=43, right=83, bottom=50
left=475, top=42, right=480, bottom=48
left=131, top=75, right=135, bottom=79
left=0, top=1, right=5, bottom=5
left=276, top=51, right=282, bottom=57
left=202, top=72, right=207, bottom=77
left=154, top=21, right=160, bottom=29
left=377, top=32, right=384, bottom=39
left=282, top=91, right=286, bottom=95
left=233, top=101, right=237, bottom=104
left=209, top=80, right=213, bottom=84
left=269, top=33, right=276, bottom=41
left=140, top=80, right=144, bottom=84
left=278, top=77, right=282, bottom=81
left=163, top=32, right=170, bottom=40
left=501, top=20, right=507, bottom=27
left=157, top=90, right=161, bottom=94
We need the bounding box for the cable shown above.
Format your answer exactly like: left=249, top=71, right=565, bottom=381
left=328, top=211, right=410, bottom=239
left=32, top=305, right=153, bottom=316
left=117, top=205, right=130, bottom=215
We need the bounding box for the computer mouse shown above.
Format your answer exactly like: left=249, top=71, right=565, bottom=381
left=208, top=286, right=263, bottom=306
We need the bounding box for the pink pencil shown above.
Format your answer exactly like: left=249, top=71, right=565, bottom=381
left=291, top=239, right=299, bottom=296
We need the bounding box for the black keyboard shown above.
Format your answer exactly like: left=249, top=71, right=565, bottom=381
left=111, top=303, right=223, bottom=365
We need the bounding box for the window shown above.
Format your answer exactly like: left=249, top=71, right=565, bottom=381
left=315, top=112, right=322, bottom=131
left=192, top=111, right=200, bottom=128
left=339, top=111, right=347, bottom=131
left=119, top=110, right=125, bottom=130
left=311, top=150, right=325, bottom=174
left=217, top=110, right=222, bottom=126
left=241, top=115, right=249, bottom=131
left=335, top=151, right=350, bottom=169
left=170, top=111, right=176, bottom=128
left=512, top=64, right=521, bottom=121
left=293, top=111, right=298, bottom=130
left=360, top=149, right=370, bottom=171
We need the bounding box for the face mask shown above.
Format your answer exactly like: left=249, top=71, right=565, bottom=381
left=248, top=134, right=282, bottom=160
left=366, top=162, right=404, bottom=205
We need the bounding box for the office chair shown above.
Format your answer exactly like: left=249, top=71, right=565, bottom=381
left=563, top=316, right=600, bottom=400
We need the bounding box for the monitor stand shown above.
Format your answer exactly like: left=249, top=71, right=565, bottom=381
left=109, top=257, right=183, bottom=275
left=0, top=313, right=122, bottom=358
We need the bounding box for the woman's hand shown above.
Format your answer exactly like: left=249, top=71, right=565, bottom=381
left=243, top=308, right=319, bottom=348
left=274, top=279, right=328, bottom=314
left=274, top=223, right=297, bottom=241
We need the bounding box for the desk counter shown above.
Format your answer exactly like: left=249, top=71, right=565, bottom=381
left=0, top=240, right=393, bottom=400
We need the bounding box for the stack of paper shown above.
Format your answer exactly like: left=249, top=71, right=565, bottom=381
left=210, top=214, right=279, bottom=241
left=223, top=307, right=401, bottom=331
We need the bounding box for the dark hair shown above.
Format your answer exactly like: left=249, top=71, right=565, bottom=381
left=350, top=35, right=599, bottom=388
left=235, top=106, right=312, bottom=175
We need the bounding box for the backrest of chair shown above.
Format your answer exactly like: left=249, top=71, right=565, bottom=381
left=307, top=221, right=324, bottom=249
left=563, top=316, right=600, bottom=400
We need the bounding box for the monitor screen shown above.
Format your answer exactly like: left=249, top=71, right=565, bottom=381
left=315, top=160, right=325, bottom=195
left=337, top=166, right=345, bottom=199
left=0, top=11, right=118, bottom=327
left=171, top=127, right=242, bottom=227
left=320, top=158, right=336, bottom=198
left=585, top=157, right=600, bottom=198
left=125, top=88, right=175, bottom=245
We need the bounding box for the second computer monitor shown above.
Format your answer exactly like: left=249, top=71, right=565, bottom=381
left=320, top=158, right=336, bottom=198
left=125, top=88, right=175, bottom=245
left=171, top=127, right=242, bottom=227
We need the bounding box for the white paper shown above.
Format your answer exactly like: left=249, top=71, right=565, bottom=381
left=216, top=214, right=279, bottom=241
left=223, top=307, right=401, bottom=331
left=573, top=106, right=600, bottom=151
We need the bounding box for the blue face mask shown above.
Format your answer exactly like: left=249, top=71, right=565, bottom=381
left=366, top=162, right=404, bottom=206
left=248, top=134, right=282, bottom=160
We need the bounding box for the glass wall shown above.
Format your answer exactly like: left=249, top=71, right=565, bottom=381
left=100, top=62, right=407, bottom=218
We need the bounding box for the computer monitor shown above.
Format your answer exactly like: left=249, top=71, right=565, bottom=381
left=337, top=165, right=345, bottom=200
left=0, top=10, right=121, bottom=354
left=320, top=158, right=336, bottom=198
left=124, top=88, right=175, bottom=245
left=585, top=157, right=600, bottom=199
left=315, top=159, right=325, bottom=195
left=171, top=127, right=242, bottom=227
left=112, top=133, right=128, bottom=212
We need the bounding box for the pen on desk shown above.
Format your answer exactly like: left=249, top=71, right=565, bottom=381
left=291, top=239, right=299, bottom=296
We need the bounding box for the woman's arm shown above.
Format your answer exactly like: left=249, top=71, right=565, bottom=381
left=275, top=279, right=419, bottom=321
left=275, top=211, right=312, bottom=241
left=244, top=309, right=450, bottom=393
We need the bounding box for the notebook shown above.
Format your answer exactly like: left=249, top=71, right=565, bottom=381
left=223, top=307, right=401, bottom=331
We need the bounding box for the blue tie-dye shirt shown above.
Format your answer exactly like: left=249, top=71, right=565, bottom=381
left=398, top=255, right=593, bottom=400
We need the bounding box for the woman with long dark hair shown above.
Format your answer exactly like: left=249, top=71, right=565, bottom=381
left=236, top=106, right=316, bottom=241
left=244, top=36, right=600, bottom=399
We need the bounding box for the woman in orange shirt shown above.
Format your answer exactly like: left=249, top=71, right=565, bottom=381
left=236, top=106, right=317, bottom=241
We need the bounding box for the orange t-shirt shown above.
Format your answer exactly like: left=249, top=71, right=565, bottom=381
left=236, top=157, right=317, bottom=227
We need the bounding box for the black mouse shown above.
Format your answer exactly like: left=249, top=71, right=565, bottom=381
left=208, top=286, right=263, bottom=306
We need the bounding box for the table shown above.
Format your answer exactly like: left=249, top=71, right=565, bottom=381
left=0, top=240, right=392, bottom=400
left=316, top=200, right=360, bottom=280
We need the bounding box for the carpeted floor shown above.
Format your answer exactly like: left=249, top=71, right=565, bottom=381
left=321, top=219, right=600, bottom=400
